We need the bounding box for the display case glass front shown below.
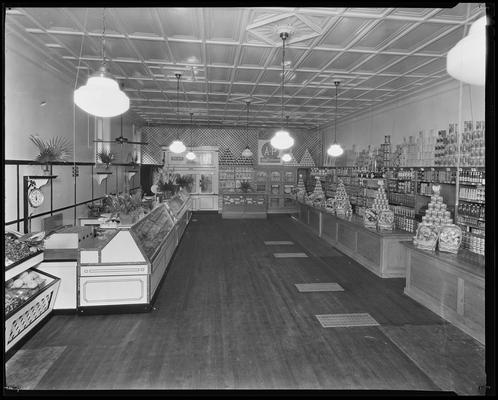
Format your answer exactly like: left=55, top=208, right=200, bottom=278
left=131, top=204, right=175, bottom=260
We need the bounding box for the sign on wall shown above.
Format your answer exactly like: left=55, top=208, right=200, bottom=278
left=258, top=139, right=284, bottom=165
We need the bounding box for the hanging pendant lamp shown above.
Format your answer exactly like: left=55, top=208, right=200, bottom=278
left=74, top=8, right=129, bottom=118
left=327, top=80, right=344, bottom=157
left=241, top=100, right=253, bottom=157
left=169, top=73, right=186, bottom=154
left=271, top=30, right=294, bottom=151
left=281, top=153, right=292, bottom=162
left=185, top=112, right=196, bottom=160
left=281, top=116, right=293, bottom=162
left=447, top=15, right=486, bottom=86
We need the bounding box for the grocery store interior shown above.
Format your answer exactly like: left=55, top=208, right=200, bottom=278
left=3, top=5, right=494, bottom=394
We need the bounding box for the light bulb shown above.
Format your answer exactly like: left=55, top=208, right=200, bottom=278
left=327, top=143, right=344, bottom=157
left=241, top=146, right=253, bottom=157
left=270, top=129, right=294, bottom=150
left=446, top=15, right=486, bottom=86
left=169, top=140, right=186, bottom=154
left=281, top=153, right=292, bottom=162
left=74, top=73, right=130, bottom=118
left=185, top=151, right=196, bottom=160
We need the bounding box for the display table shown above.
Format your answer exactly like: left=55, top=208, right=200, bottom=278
left=402, top=242, right=485, bottom=344
left=294, top=203, right=413, bottom=278
left=77, top=195, right=191, bottom=313
left=221, top=192, right=267, bottom=219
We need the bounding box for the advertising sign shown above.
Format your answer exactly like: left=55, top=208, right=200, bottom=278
left=258, top=139, right=283, bottom=165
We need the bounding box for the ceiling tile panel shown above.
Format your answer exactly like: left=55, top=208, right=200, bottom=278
left=260, top=69, right=281, bottom=84
left=131, top=39, right=169, bottom=61
left=239, top=46, right=272, bottom=67
left=205, top=8, right=243, bottom=41
left=434, top=3, right=483, bottom=21
left=379, top=76, right=420, bottom=90
left=114, top=8, right=162, bottom=36
left=419, top=26, right=465, bottom=54
left=209, top=82, right=230, bottom=93
left=234, top=68, right=261, bottom=83
left=353, top=54, right=403, bottom=72
left=298, top=50, right=339, bottom=69
left=385, top=23, right=450, bottom=52
left=409, top=58, right=446, bottom=75
left=206, top=43, right=237, bottom=66
left=269, top=47, right=306, bottom=68
left=229, top=84, right=254, bottom=95
left=382, top=55, right=434, bottom=74
left=352, top=19, right=412, bottom=50
left=252, top=85, right=279, bottom=96
left=360, top=75, right=397, bottom=89
left=328, top=52, right=370, bottom=71
left=391, top=8, right=433, bottom=18
left=319, top=17, right=370, bottom=48
left=168, top=41, right=203, bottom=64
left=207, top=67, right=232, bottom=82
left=156, top=8, right=200, bottom=40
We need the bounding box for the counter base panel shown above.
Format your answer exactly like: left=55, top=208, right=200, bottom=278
left=403, top=244, right=485, bottom=345
left=222, top=211, right=267, bottom=219
left=78, top=275, right=148, bottom=307
left=36, top=262, right=77, bottom=310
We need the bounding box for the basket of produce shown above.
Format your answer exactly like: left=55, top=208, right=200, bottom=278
left=438, top=224, right=462, bottom=254
left=414, top=223, right=440, bottom=251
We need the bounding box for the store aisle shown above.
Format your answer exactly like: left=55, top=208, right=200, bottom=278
left=6, top=213, right=484, bottom=392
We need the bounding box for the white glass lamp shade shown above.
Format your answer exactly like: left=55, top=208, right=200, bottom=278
left=281, top=153, right=292, bottom=162
left=447, top=16, right=486, bottom=86
left=74, top=70, right=130, bottom=117
left=185, top=150, right=196, bottom=160
left=169, top=140, right=186, bottom=154
left=241, top=146, right=253, bottom=157
left=270, top=129, right=294, bottom=150
left=327, top=143, right=344, bottom=157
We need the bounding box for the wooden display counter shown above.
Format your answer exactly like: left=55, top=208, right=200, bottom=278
left=402, top=242, right=485, bottom=344
left=221, top=192, right=267, bottom=219
left=294, top=203, right=413, bottom=278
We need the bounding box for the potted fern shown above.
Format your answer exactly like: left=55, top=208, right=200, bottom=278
left=97, top=149, right=115, bottom=169
left=176, top=175, right=194, bottom=193
left=104, top=190, right=144, bottom=225
left=240, top=180, right=252, bottom=193
left=30, top=135, right=72, bottom=174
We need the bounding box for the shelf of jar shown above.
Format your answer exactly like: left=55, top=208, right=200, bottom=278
left=459, top=198, right=485, bottom=204
left=459, top=182, right=485, bottom=186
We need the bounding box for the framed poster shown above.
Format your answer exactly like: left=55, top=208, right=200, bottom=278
left=258, top=139, right=283, bottom=165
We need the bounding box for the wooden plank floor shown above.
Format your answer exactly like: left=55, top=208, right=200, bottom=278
left=6, top=213, right=484, bottom=391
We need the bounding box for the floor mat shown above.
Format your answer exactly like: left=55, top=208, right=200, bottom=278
left=6, top=346, right=67, bottom=390
left=274, top=252, right=308, bottom=258
left=295, top=283, right=344, bottom=292
left=316, top=313, right=380, bottom=328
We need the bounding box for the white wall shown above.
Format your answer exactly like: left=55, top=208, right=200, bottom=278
left=322, top=80, right=485, bottom=156
left=4, top=30, right=142, bottom=231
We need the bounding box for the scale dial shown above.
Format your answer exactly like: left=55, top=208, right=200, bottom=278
left=28, top=188, right=44, bottom=208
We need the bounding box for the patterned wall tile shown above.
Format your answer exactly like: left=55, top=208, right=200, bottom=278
left=142, top=125, right=322, bottom=166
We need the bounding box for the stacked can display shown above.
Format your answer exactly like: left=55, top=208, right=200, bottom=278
left=330, top=179, right=352, bottom=216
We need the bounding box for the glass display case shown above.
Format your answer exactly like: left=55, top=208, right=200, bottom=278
left=78, top=195, right=191, bottom=313
left=5, top=233, right=60, bottom=355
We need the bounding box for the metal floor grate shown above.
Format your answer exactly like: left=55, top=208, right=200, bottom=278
left=264, top=241, right=294, bottom=245
left=273, top=252, right=308, bottom=258
left=316, top=313, right=380, bottom=328
left=295, top=283, right=344, bottom=292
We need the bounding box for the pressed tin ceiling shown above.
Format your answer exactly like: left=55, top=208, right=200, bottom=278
left=5, top=5, right=486, bottom=129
